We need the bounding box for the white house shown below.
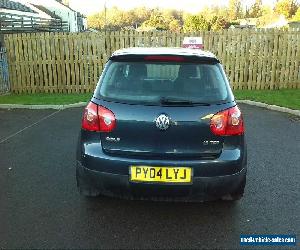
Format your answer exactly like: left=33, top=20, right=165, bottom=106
left=0, top=0, right=53, bottom=19
left=263, top=15, right=288, bottom=29
left=0, top=0, right=69, bottom=33
left=27, top=0, right=87, bottom=32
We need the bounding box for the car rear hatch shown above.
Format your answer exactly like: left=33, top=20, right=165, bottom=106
left=94, top=99, right=235, bottom=159
left=93, top=54, right=235, bottom=160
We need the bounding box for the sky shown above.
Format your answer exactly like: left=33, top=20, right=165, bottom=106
left=68, top=0, right=279, bottom=15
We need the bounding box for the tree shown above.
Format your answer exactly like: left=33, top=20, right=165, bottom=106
left=256, top=5, right=278, bottom=27
left=183, top=15, right=210, bottom=32
left=162, top=9, right=184, bottom=25
left=169, top=19, right=181, bottom=32
left=198, top=6, right=230, bottom=21
left=249, top=0, right=263, bottom=18
left=88, top=12, right=106, bottom=29
left=245, top=7, right=250, bottom=18
left=141, top=12, right=169, bottom=30
left=210, top=16, right=229, bottom=31
left=292, top=7, right=300, bottom=20
left=130, top=7, right=152, bottom=27
left=228, top=0, right=243, bottom=20
left=274, top=0, right=299, bottom=19
left=140, top=9, right=183, bottom=31
left=87, top=6, right=147, bottom=30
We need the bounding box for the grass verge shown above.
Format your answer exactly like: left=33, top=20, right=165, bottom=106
left=0, top=93, right=92, bottom=105
left=233, top=89, right=300, bottom=110
left=0, top=89, right=299, bottom=110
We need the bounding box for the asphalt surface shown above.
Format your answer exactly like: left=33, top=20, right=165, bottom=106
left=0, top=104, right=299, bottom=249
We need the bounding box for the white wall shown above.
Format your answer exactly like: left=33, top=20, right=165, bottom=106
left=82, top=17, right=88, bottom=30
left=28, top=0, right=79, bottom=32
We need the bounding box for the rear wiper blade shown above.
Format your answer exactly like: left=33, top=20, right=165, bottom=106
left=160, top=97, right=210, bottom=106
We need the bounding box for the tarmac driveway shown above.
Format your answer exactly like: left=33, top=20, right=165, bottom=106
left=0, top=104, right=299, bottom=249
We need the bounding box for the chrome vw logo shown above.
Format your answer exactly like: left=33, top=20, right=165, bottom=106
left=155, top=114, right=170, bottom=131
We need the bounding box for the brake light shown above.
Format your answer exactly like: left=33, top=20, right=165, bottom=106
left=82, top=102, right=99, bottom=131
left=82, top=102, right=116, bottom=132
left=210, top=106, right=244, bottom=136
left=144, top=56, right=186, bottom=62
left=98, top=106, right=116, bottom=132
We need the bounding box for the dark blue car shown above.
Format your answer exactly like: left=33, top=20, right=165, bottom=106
left=76, top=48, right=247, bottom=201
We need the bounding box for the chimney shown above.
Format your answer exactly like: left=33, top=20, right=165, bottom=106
left=62, top=0, right=70, bottom=6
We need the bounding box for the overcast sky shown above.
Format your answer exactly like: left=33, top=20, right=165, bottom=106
left=68, top=0, right=279, bottom=15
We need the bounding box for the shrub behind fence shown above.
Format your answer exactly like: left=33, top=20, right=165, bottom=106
left=4, top=29, right=300, bottom=93
left=0, top=47, right=9, bottom=93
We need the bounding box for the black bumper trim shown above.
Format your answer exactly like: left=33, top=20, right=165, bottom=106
left=76, top=161, right=246, bottom=202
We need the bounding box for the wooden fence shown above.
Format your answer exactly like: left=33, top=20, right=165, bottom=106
left=4, top=29, right=300, bottom=93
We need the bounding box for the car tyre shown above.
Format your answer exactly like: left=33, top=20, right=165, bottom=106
left=76, top=166, right=100, bottom=197
left=222, top=175, right=246, bottom=201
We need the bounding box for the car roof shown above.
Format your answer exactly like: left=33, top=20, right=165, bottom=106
left=111, top=47, right=218, bottom=60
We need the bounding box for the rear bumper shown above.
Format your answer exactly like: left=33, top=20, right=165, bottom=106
left=78, top=138, right=246, bottom=177
left=76, top=161, right=246, bottom=202
left=77, top=132, right=247, bottom=201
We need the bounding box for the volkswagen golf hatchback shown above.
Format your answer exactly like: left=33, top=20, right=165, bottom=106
left=76, top=47, right=247, bottom=201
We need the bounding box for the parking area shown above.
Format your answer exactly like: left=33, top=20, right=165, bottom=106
left=0, top=104, right=299, bottom=249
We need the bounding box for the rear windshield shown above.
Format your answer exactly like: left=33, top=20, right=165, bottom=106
left=98, top=59, right=230, bottom=105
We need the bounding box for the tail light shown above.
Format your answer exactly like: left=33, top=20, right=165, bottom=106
left=82, top=102, right=116, bottom=132
left=210, top=106, right=244, bottom=136
left=98, top=106, right=116, bottom=132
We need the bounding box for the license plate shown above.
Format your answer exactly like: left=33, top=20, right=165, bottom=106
left=130, top=166, right=192, bottom=183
